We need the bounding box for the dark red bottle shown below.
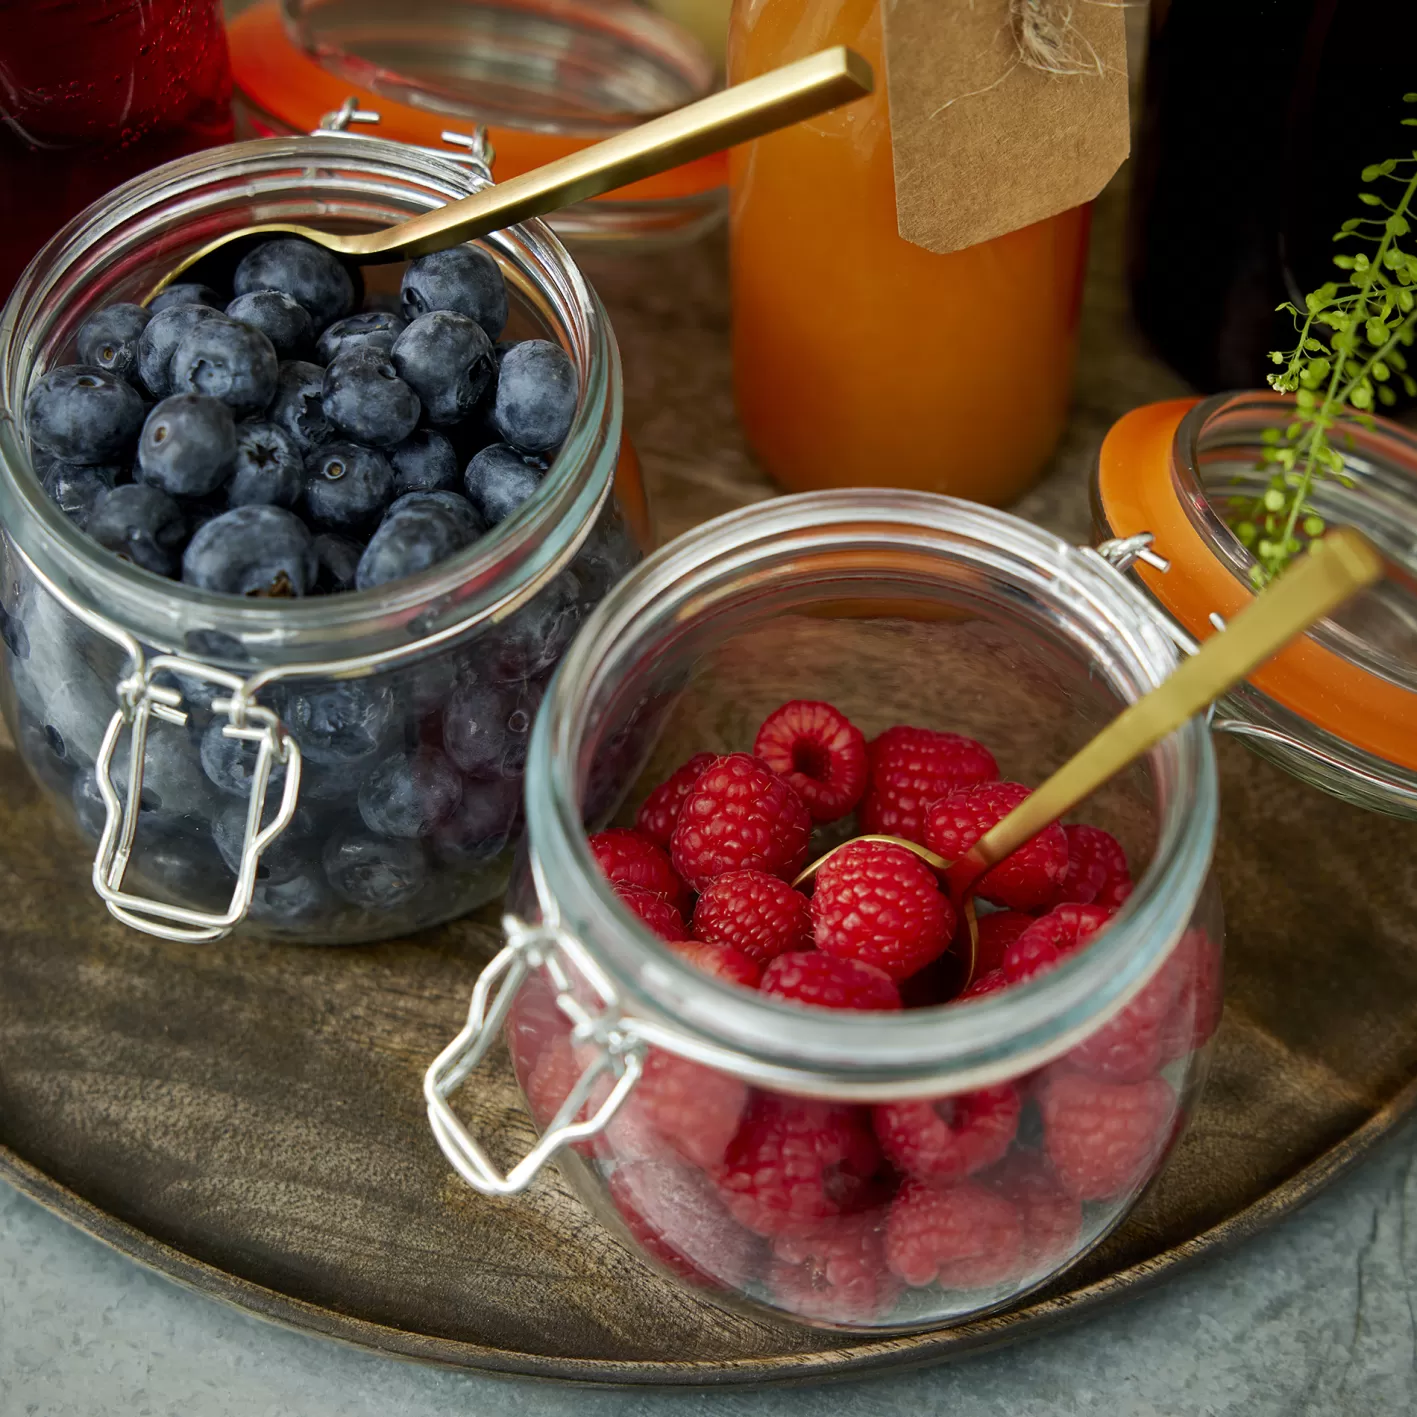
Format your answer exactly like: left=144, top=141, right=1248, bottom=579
left=0, top=0, right=234, bottom=301
left=1129, top=0, right=1417, bottom=394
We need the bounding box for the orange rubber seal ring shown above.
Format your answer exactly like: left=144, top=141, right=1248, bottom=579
left=227, top=1, right=727, bottom=204
left=1097, top=398, right=1417, bottom=772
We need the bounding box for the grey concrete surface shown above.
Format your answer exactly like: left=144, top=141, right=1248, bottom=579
left=3, top=1119, right=1415, bottom=1416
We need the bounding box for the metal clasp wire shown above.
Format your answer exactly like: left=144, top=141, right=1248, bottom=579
left=91, top=657, right=303, bottom=944
left=314, top=98, right=497, bottom=180
left=424, top=914, right=646, bottom=1197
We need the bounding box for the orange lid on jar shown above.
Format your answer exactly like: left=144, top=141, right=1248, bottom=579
left=227, top=0, right=728, bottom=241
left=1094, top=394, right=1417, bottom=811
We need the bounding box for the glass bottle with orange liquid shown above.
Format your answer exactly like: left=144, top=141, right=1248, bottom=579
left=728, top=0, right=1091, bottom=502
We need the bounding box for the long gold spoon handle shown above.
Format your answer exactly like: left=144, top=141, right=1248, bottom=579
left=347, top=47, right=873, bottom=260
left=946, top=527, right=1385, bottom=899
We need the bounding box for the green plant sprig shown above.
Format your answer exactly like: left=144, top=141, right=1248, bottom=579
left=1230, top=93, right=1417, bottom=584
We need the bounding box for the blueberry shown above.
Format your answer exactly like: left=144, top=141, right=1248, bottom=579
left=137, top=304, right=222, bottom=398
left=302, top=441, right=394, bottom=531
left=390, top=311, right=495, bottom=426
left=267, top=359, right=334, bottom=453
left=72, top=769, right=160, bottom=840
left=21, top=669, right=114, bottom=770
left=316, top=311, right=407, bottom=365
left=442, top=676, right=542, bottom=779
left=484, top=569, right=583, bottom=682
left=312, top=531, right=362, bottom=593
left=234, top=237, right=355, bottom=330
left=224, top=290, right=314, bottom=359
left=491, top=339, right=577, bottom=453
left=431, top=778, right=521, bottom=867
left=199, top=717, right=289, bottom=797
left=357, top=746, right=462, bottom=838
left=227, top=420, right=303, bottom=508
left=150, top=283, right=224, bottom=314
left=250, top=869, right=331, bottom=927
left=88, top=483, right=188, bottom=576
left=41, top=460, right=119, bottom=529
left=25, top=364, right=145, bottom=464
left=400, top=245, right=508, bottom=337
left=321, top=346, right=421, bottom=448
left=170, top=316, right=278, bottom=418
left=573, top=504, right=640, bottom=601
left=75, top=303, right=151, bottom=382
left=354, top=490, right=482, bottom=590
left=136, top=393, right=237, bottom=497
left=130, top=811, right=231, bottom=913
left=182, top=505, right=317, bottom=597
left=463, top=443, right=546, bottom=526
left=323, top=831, right=427, bottom=909
left=388, top=428, right=458, bottom=494
left=213, top=799, right=315, bottom=883
left=280, top=679, right=395, bottom=765
left=111, top=725, right=217, bottom=819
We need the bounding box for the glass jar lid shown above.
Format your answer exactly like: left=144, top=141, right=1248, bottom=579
left=1094, top=394, right=1417, bottom=809
left=227, top=0, right=727, bottom=228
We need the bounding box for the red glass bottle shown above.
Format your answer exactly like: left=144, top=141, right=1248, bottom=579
left=0, top=0, right=234, bottom=300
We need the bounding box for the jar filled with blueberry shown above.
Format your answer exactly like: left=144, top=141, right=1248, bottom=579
left=0, top=133, right=646, bottom=943
left=427, top=493, right=1224, bottom=1331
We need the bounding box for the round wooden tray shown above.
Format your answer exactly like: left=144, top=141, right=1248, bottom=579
left=5, top=209, right=1417, bottom=1387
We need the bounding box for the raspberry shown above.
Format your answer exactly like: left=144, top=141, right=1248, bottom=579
left=590, top=827, right=686, bottom=908
left=989, top=1158, right=1082, bottom=1272
left=958, top=967, right=1010, bottom=1000
left=769, top=1216, right=902, bottom=1323
left=692, top=869, right=812, bottom=963
left=1066, top=947, right=1184, bottom=1082
left=1156, top=927, right=1224, bottom=1065
left=873, top=1085, right=1020, bottom=1182
left=635, top=752, right=716, bottom=848
left=521, top=1034, right=596, bottom=1156
left=1097, top=877, right=1134, bottom=910
left=761, top=951, right=902, bottom=1011
left=1003, top=903, right=1115, bottom=983
left=860, top=726, right=999, bottom=845
left=608, top=1048, right=750, bottom=1169
left=668, top=936, right=763, bottom=988
left=810, top=839, right=954, bottom=981
left=972, top=909, right=1034, bottom=974
left=715, top=1095, right=883, bottom=1238
left=670, top=753, right=811, bottom=891
left=885, top=1179, right=1024, bottom=1289
left=753, top=699, right=868, bottom=823
left=609, top=1160, right=762, bottom=1290
left=1055, top=824, right=1131, bottom=906
left=925, top=782, right=1068, bottom=911
left=1040, top=1071, right=1176, bottom=1201
left=616, top=883, right=687, bottom=941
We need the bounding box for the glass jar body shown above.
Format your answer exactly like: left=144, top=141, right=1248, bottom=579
left=449, top=492, right=1223, bottom=1332
left=0, top=136, right=646, bottom=944
left=726, top=0, right=1090, bottom=503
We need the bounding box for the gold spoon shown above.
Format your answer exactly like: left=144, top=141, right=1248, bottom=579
left=145, top=47, right=873, bottom=304
left=795, top=528, right=1385, bottom=980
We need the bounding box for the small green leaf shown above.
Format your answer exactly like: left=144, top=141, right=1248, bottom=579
left=1379, top=384, right=1398, bottom=405
left=1359, top=192, right=1383, bottom=206
left=1303, top=516, right=1326, bottom=537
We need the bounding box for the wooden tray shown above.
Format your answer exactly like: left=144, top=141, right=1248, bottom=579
left=4, top=202, right=1417, bottom=1387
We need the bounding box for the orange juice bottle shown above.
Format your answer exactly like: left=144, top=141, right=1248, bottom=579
left=728, top=0, right=1091, bottom=502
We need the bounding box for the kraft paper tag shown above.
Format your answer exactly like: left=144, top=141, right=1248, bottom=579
left=883, top=0, right=1130, bottom=253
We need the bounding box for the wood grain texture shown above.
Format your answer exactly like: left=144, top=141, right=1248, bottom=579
left=3, top=183, right=1416, bottom=1385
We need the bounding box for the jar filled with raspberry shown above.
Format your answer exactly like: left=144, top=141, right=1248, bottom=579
left=427, top=492, right=1224, bottom=1332
left=0, top=130, right=646, bottom=945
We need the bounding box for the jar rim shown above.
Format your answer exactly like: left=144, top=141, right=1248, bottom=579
left=0, top=133, right=622, bottom=667
left=523, top=491, right=1219, bottom=1097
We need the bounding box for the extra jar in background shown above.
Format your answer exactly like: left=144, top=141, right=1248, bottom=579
left=0, top=133, right=646, bottom=945
left=427, top=493, right=1223, bottom=1332
left=1094, top=394, right=1417, bottom=817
